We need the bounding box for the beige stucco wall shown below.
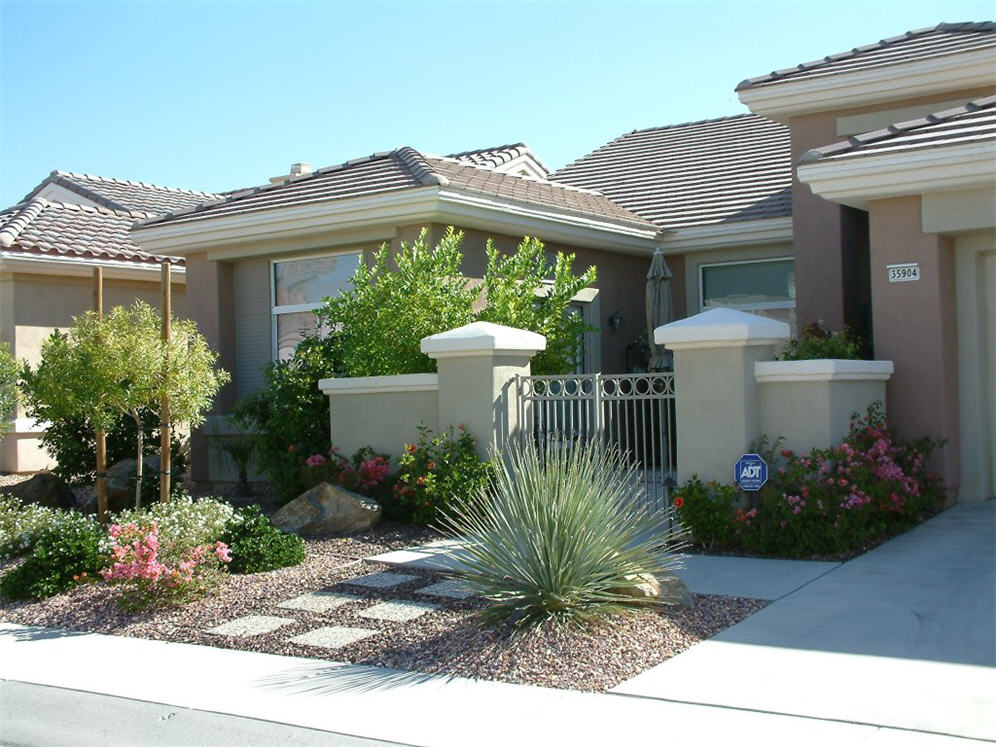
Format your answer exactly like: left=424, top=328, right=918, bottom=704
left=922, top=188, right=996, bottom=235
left=868, top=195, right=960, bottom=495
left=328, top=388, right=439, bottom=463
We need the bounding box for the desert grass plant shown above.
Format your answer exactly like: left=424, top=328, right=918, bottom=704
left=438, top=440, right=688, bottom=630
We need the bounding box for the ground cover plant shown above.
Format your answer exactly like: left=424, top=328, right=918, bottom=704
left=674, top=404, right=945, bottom=558
left=439, top=440, right=688, bottom=629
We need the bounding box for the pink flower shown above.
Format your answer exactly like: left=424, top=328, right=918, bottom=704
left=305, top=453, right=327, bottom=468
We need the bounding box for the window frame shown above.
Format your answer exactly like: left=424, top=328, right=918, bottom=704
left=698, top=256, right=795, bottom=314
left=270, top=249, right=364, bottom=361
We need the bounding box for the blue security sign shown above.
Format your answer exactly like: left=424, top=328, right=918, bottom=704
left=734, top=453, right=768, bottom=491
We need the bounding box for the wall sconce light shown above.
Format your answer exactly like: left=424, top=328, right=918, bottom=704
left=607, top=311, right=622, bottom=330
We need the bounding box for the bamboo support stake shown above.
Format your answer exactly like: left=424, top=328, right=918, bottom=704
left=160, top=262, right=172, bottom=503
left=93, top=268, right=108, bottom=525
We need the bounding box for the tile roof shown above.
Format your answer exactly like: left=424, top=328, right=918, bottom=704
left=737, top=22, right=996, bottom=91
left=547, top=114, right=792, bottom=229
left=0, top=199, right=182, bottom=266
left=449, top=143, right=550, bottom=174
left=21, top=170, right=221, bottom=216
left=800, top=96, right=996, bottom=163
left=140, top=147, right=657, bottom=231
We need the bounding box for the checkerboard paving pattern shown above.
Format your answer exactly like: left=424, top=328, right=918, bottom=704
left=357, top=600, right=440, bottom=622
left=278, top=592, right=361, bottom=613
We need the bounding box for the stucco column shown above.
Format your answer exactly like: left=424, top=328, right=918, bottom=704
left=184, top=252, right=237, bottom=483
left=422, top=322, right=546, bottom=457
left=655, top=308, right=789, bottom=484
left=868, top=196, right=960, bottom=497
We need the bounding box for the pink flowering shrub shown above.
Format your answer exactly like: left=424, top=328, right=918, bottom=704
left=674, top=403, right=945, bottom=558
left=303, top=445, right=394, bottom=497
left=101, top=522, right=231, bottom=609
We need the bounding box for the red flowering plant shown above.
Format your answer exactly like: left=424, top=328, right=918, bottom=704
left=674, top=403, right=945, bottom=559
left=302, top=445, right=393, bottom=500
left=392, top=424, right=493, bottom=524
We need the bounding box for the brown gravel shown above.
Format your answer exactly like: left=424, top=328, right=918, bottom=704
left=0, top=523, right=766, bottom=693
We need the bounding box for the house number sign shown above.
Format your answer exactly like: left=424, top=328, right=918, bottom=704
left=887, top=263, right=920, bottom=283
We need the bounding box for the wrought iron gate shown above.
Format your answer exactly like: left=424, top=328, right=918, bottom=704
left=515, top=372, right=677, bottom=511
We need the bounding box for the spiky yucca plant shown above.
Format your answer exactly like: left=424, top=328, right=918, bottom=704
left=437, top=440, right=689, bottom=629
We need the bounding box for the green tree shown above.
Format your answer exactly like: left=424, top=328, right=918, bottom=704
left=0, top=343, right=20, bottom=435
left=23, top=302, right=229, bottom=507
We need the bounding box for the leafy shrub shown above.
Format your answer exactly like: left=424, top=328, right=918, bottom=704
left=392, top=425, right=493, bottom=524
left=303, top=446, right=393, bottom=497
left=101, top=522, right=231, bottom=609
left=779, top=321, right=866, bottom=361
left=232, top=334, right=339, bottom=502
left=675, top=404, right=945, bottom=558
left=439, top=441, right=689, bottom=630
left=0, top=342, right=19, bottom=434
left=219, top=505, right=305, bottom=574
left=0, top=495, right=62, bottom=559
left=0, top=514, right=105, bottom=600
left=112, top=493, right=234, bottom=555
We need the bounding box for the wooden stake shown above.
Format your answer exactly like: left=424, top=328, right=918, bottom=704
left=93, top=267, right=107, bottom=526
left=160, top=262, right=172, bottom=503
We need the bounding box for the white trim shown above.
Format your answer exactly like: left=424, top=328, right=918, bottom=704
left=659, top=217, right=792, bottom=253
left=698, top=256, right=796, bottom=314
left=798, top=141, right=996, bottom=209
left=755, top=359, right=894, bottom=383
left=738, top=49, right=996, bottom=123
left=0, top=252, right=185, bottom=283
left=319, top=373, right=438, bottom=395
left=421, top=321, right=546, bottom=358
left=10, top=417, right=46, bottom=434
left=655, top=307, right=790, bottom=350
left=206, top=227, right=398, bottom=262
left=132, top=186, right=662, bottom=257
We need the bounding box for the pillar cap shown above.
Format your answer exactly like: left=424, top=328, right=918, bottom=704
left=655, top=308, right=790, bottom=350
left=421, top=321, right=546, bottom=359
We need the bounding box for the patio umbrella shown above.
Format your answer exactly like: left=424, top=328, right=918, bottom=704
left=646, top=248, right=674, bottom=371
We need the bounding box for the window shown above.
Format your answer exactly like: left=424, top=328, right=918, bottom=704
left=271, top=252, right=362, bottom=360
left=700, top=258, right=795, bottom=328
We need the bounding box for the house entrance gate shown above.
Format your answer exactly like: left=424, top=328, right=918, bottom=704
left=515, top=372, right=677, bottom=511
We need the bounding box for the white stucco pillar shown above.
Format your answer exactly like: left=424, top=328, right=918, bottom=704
left=655, top=308, right=789, bottom=484
left=422, top=322, right=546, bottom=457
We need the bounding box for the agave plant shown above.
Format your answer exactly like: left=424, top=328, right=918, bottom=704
left=437, top=440, right=689, bottom=629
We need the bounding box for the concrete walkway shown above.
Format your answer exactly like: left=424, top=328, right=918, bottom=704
left=1, top=502, right=993, bottom=746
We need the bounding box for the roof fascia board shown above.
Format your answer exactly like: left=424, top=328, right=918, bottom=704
left=658, top=217, right=793, bottom=253
left=205, top=226, right=400, bottom=262
left=738, top=50, right=996, bottom=123
left=0, top=252, right=184, bottom=282
left=798, top=141, right=996, bottom=209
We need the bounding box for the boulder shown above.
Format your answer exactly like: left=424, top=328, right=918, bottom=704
left=610, top=571, right=694, bottom=608
left=6, top=472, right=76, bottom=511
left=271, top=482, right=382, bottom=536
left=106, top=455, right=161, bottom=511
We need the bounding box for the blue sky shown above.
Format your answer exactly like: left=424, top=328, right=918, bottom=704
left=1, top=0, right=992, bottom=207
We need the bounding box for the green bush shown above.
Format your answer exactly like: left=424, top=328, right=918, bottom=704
left=674, top=405, right=945, bottom=559
left=0, top=514, right=105, bottom=600
left=779, top=321, right=866, bottom=361
left=0, top=495, right=62, bottom=559
left=219, top=505, right=305, bottom=574
left=0, top=343, right=19, bottom=434
left=439, top=441, right=689, bottom=630
left=391, top=425, right=493, bottom=524
left=232, top=334, right=339, bottom=503
left=112, top=493, right=234, bottom=560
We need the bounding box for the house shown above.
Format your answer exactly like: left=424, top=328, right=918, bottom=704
left=0, top=171, right=219, bottom=472
left=555, top=21, right=996, bottom=501
left=131, top=145, right=663, bottom=483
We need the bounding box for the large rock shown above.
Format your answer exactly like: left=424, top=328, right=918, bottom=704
left=271, top=482, right=382, bottom=536
left=611, top=571, right=694, bottom=608
left=6, top=472, right=77, bottom=511
left=106, top=455, right=161, bottom=511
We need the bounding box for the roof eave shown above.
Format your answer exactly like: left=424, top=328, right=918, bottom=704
left=738, top=49, right=996, bottom=123
left=798, top=140, right=996, bottom=209
left=132, top=185, right=662, bottom=257
left=658, top=216, right=793, bottom=253
left=0, top=250, right=186, bottom=282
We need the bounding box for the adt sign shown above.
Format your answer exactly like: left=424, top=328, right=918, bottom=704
left=734, top=453, right=768, bottom=491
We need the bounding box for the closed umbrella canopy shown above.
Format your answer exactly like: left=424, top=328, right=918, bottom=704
left=646, top=248, right=674, bottom=371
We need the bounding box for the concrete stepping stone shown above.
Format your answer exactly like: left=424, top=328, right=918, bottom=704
left=207, top=615, right=295, bottom=637
left=416, top=579, right=475, bottom=599
left=288, top=625, right=379, bottom=649
left=278, top=591, right=361, bottom=613
left=357, top=600, right=440, bottom=622
left=341, top=571, right=414, bottom=589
